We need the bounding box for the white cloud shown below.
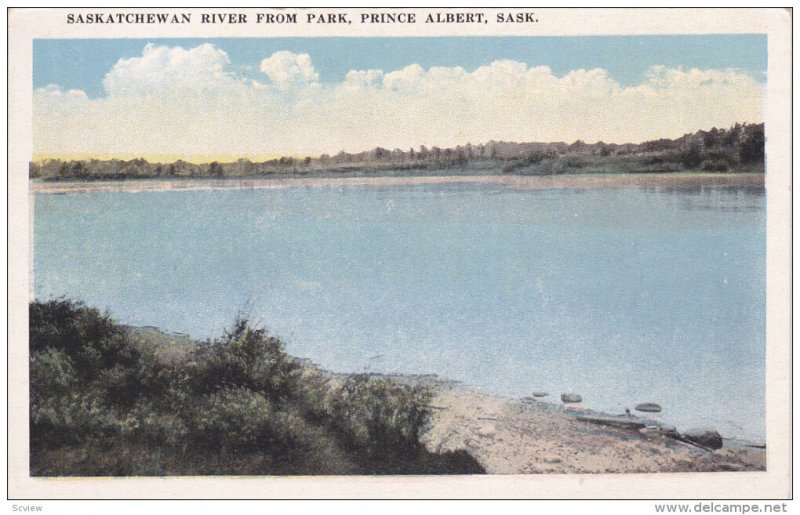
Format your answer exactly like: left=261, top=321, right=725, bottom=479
left=101, top=43, right=242, bottom=97
left=33, top=43, right=765, bottom=159
left=34, top=84, right=89, bottom=100
left=259, top=51, right=319, bottom=91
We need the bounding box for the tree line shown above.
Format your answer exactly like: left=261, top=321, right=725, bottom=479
left=30, top=122, right=765, bottom=180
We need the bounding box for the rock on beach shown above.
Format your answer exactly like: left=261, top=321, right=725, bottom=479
left=682, top=428, right=724, bottom=450
left=560, top=393, right=582, bottom=403
left=635, top=402, right=662, bottom=413
left=477, top=424, right=497, bottom=438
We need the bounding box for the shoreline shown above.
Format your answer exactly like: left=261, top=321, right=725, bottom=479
left=130, top=325, right=767, bottom=473
left=30, top=172, right=765, bottom=194
left=335, top=370, right=765, bottom=447
left=419, top=380, right=766, bottom=474
left=277, top=367, right=766, bottom=473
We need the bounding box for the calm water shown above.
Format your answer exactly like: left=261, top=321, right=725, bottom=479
left=33, top=181, right=766, bottom=441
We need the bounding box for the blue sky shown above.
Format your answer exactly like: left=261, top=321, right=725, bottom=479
left=33, top=35, right=767, bottom=158
left=34, top=35, right=767, bottom=98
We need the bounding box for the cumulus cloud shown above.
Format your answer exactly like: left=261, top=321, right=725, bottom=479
left=259, top=51, right=319, bottom=90
left=33, top=43, right=765, bottom=159
left=101, top=43, right=243, bottom=97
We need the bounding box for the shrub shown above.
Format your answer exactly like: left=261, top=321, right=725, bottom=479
left=96, top=363, right=146, bottom=408
left=187, top=386, right=310, bottom=457
left=31, top=391, right=123, bottom=448
left=291, top=365, right=334, bottom=422
left=30, top=348, right=77, bottom=399
left=28, top=300, right=477, bottom=475
left=328, top=374, right=432, bottom=459
left=195, top=317, right=300, bottom=400
left=29, top=299, right=140, bottom=380
left=124, top=400, right=189, bottom=448
left=30, top=299, right=119, bottom=355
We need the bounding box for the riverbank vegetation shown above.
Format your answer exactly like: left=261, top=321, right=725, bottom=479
left=29, top=299, right=483, bottom=476
left=30, top=123, right=764, bottom=181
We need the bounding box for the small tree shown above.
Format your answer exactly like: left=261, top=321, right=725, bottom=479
left=681, top=142, right=703, bottom=169
left=208, top=161, right=224, bottom=177
left=739, top=124, right=765, bottom=163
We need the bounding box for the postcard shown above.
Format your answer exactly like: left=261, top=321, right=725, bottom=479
left=7, top=7, right=792, bottom=499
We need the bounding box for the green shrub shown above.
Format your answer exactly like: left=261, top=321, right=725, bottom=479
left=30, top=299, right=141, bottom=380
left=96, top=364, right=136, bottom=403
left=195, top=317, right=300, bottom=400
left=130, top=402, right=189, bottom=450
left=187, top=386, right=311, bottom=457
left=29, top=300, right=478, bottom=475
left=31, top=391, right=123, bottom=448
left=30, top=348, right=77, bottom=398
left=291, top=365, right=334, bottom=422
left=328, top=374, right=432, bottom=459
left=30, top=299, right=119, bottom=356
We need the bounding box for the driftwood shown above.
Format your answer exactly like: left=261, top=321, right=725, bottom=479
left=671, top=435, right=714, bottom=452
left=576, top=415, right=646, bottom=431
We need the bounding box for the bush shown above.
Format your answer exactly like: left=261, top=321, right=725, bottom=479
left=30, top=348, right=77, bottom=399
left=30, top=299, right=119, bottom=355
left=31, top=391, right=123, bottom=448
left=125, top=401, right=189, bottom=448
left=187, top=386, right=310, bottom=457
left=328, top=374, right=432, bottom=459
left=30, top=299, right=140, bottom=380
left=291, top=365, right=334, bottom=422
left=29, top=300, right=479, bottom=475
left=195, top=316, right=300, bottom=400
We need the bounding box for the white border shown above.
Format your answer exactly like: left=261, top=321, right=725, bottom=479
left=7, top=7, right=792, bottom=500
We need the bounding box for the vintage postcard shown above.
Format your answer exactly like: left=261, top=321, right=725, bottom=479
left=7, top=7, right=792, bottom=500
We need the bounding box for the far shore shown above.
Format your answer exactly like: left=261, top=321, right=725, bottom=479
left=31, top=172, right=765, bottom=195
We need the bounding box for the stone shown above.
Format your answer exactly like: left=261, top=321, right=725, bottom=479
left=640, top=425, right=679, bottom=439
left=561, top=393, right=582, bottom=403
left=717, top=462, right=746, bottom=472
left=477, top=424, right=496, bottom=437
left=635, top=402, right=662, bottom=413
left=532, top=391, right=549, bottom=397
left=682, top=428, right=724, bottom=450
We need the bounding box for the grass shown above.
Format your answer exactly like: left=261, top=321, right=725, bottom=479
left=29, top=299, right=484, bottom=476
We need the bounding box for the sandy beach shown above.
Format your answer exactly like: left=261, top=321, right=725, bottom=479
left=30, top=172, right=765, bottom=195
left=421, top=384, right=765, bottom=474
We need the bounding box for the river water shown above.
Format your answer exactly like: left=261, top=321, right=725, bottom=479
left=32, top=179, right=766, bottom=441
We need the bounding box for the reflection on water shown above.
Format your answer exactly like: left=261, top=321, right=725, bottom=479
left=33, top=182, right=766, bottom=441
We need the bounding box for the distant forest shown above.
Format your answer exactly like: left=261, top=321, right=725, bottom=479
left=30, top=122, right=765, bottom=181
